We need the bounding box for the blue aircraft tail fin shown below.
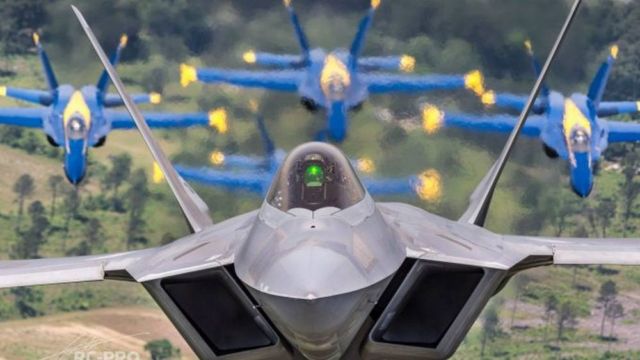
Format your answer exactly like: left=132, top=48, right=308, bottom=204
left=349, top=0, right=380, bottom=71
left=524, top=40, right=549, bottom=99
left=284, top=0, right=310, bottom=65
left=588, top=45, right=617, bottom=108
left=97, top=34, right=128, bottom=95
left=32, top=33, right=58, bottom=91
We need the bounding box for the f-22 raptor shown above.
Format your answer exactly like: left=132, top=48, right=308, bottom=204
left=0, top=2, right=635, bottom=360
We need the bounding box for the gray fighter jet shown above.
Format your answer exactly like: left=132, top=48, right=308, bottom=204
left=0, top=1, right=635, bottom=359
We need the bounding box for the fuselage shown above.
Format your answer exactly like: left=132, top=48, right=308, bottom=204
left=44, top=84, right=111, bottom=184
left=298, top=48, right=368, bottom=142
left=184, top=142, right=526, bottom=359
left=538, top=91, right=608, bottom=197
left=236, top=194, right=404, bottom=359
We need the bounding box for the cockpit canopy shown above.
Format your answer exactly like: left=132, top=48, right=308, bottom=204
left=325, top=77, right=346, bottom=100
left=569, top=127, right=590, bottom=153
left=66, top=116, right=87, bottom=140
left=267, top=142, right=365, bottom=212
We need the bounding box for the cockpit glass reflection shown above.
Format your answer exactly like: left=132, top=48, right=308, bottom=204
left=570, top=128, right=589, bottom=152
left=268, top=143, right=365, bottom=211
left=327, top=78, right=345, bottom=99
left=67, top=117, right=87, bottom=140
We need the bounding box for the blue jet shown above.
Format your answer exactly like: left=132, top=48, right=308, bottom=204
left=168, top=110, right=442, bottom=201
left=179, top=0, right=486, bottom=142
left=422, top=42, right=640, bottom=197
left=0, top=33, right=228, bottom=184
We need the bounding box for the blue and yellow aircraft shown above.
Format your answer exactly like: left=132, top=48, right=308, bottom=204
left=162, top=106, right=442, bottom=201
left=421, top=41, right=640, bottom=197
left=179, top=0, right=486, bottom=142
left=0, top=33, right=228, bottom=184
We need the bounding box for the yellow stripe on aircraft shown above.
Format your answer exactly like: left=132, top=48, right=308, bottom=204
left=119, top=34, right=128, bottom=48
left=243, top=51, right=257, bottom=64
left=152, top=162, right=164, bottom=184
left=63, top=91, right=92, bottom=128
left=209, top=108, right=228, bottom=133
left=422, top=104, right=444, bottom=134
left=399, top=55, right=415, bottom=73
left=464, top=70, right=486, bottom=97
left=320, top=55, right=351, bottom=97
left=562, top=99, right=591, bottom=143
left=180, top=64, right=197, bottom=88
left=149, top=92, right=162, bottom=104
left=209, top=150, right=225, bottom=166
left=415, top=169, right=442, bottom=202
left=356, top=157, right=375, bottom=173
left=610, top=44, right=619, bottom=59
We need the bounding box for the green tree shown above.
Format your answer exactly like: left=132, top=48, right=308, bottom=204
left=10, top=287, right=42, bottom=319
left=13, top=201, right=49, bottom=260
left=125, top=169, right=149, bottom=250
left=67, top=218, right=105, bottom=256
left=598, top=280, right=618, bottom=338
left=543, top=294, right=558, bottom=343
left=595, top=195, right=617, bottom=237
left=509, top=274, right=530, bottom=329
left=47, top=174, right=64, bottom=218
left=618, top=148, right=640, bottom=236
left=605, top=301, right=624, bottom=340
left=547, top=190, right=580, bottom=236
left=556, top=301, right=577, bottom=342
left=144, top=339, right=180, bottom=360
left=0, top=0, right=47, bottom=54
left=103, top=153, right=132, bottom=200
left=13, top=174, right=35, bottom=227
left=480, top=305, right=500, bottom=357
left=62, top=188, right=81, bottom=247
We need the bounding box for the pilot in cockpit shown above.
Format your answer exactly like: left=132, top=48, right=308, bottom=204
left=268, top=143, right=365, bottom=212
left=569, top=127, right=590, bottom=153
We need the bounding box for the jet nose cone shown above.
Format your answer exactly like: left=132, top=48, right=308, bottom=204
left=249, top=276, right=390, bottom=360
left=64, top=154, right=87, bottom=185
left=328, top=101, right=347, bottom=142
left=259, top=244, right=367, bottom=298
left=569, top=152, right=593, bottom=197
left=571, top=179, right=592, bottom=198
left=64, top=167, right=86, bottom=185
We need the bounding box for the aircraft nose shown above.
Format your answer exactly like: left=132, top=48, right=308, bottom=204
left=64, top=141, right=87, bottom=185
left=569, top=152, right=593, bottom=197
left=260, top=245, right=368, bottom=298
left=64, top=157, right=86, bottom=185
left=327, top=101, right=347, bottom=142
left=243, top=226, right=392, bottom=359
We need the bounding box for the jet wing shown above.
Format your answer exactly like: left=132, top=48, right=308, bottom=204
left=606, top=120, right=640, bottom=143
left=106, top=110, right=216, bottom=130
left=0, top=107, right=46, bottom=128
left=174, top=166, right=268, bottom=196
left=363, top=73, right=468, bottom=93
left=504, top=235, right=640, bottom=265
left=480, top=91, right=547, bottom=114
left=428, top=108, right=545, bottom=137
left=0, top=248, right=155, bottom=289
left=597, top=101, right=640, bottom=117
left=182, top=64, right=303, bottom=92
